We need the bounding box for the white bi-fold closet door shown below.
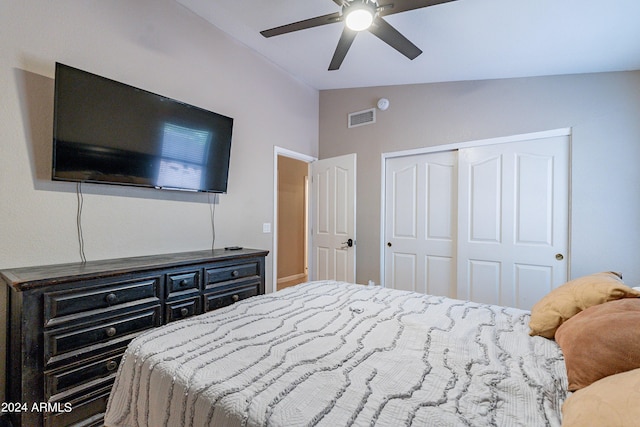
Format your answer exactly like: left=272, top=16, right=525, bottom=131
left=384, top=133, right=569, bottom=310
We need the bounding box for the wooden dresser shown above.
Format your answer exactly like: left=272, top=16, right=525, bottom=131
left=0, top=248, right=268, bottom=427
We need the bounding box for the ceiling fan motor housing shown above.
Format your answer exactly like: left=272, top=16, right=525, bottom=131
left=344, top=0, right=378, bottom=31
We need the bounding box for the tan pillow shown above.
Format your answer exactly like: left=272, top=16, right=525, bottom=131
left=528, top=272, right=640, bottom=338
left=555, top=298, right=640, bottom=390
left=562, top=368, right=640, bottom=427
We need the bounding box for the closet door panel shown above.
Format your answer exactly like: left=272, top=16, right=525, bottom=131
left=457, top=135, right=569, bottom=309
left=385, top=152, right=457, bottom=296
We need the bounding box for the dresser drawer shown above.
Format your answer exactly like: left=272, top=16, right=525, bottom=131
left=45, top=306, right=161, bottom=365
left=44, top=277, right=160, bottom=326
left=166, top=270, right=200, bottom=298
left=165, top=296, right=201, bottom=322
left=205, top=262, right=260, bottom=287
left=44, top=385, right=111, bottom=427
left=45, top=351, right=123, bottom=399
left=203, top=281, right=259, bottom=312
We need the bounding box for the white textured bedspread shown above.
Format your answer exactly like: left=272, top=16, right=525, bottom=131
left=104, top=281, right=567, bottom=427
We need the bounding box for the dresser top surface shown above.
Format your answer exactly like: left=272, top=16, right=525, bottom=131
left=0, top=248, right=269, bottom=291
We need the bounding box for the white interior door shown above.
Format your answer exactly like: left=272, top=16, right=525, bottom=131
left=457, top=135, right=569, bottom=309
left=310, top=154, right=356, bottom=282
left=384, top=151, right=457, bottom=296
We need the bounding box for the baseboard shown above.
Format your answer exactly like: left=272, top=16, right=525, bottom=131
left=277, top=273, right=307, bottom=285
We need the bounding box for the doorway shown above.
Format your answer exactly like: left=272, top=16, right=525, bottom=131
left=277, top=155, right=310, bottom=290
left=273, top=148, right=357, bottom=292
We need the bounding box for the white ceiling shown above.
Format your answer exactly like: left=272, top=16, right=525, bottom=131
left=176, top=0, right=640, bottom=90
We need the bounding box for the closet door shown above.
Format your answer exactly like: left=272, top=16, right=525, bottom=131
left=384, top=151, right=457, bottom=296
left=382, top=133, right=570, bottom=310
left=456, top=135, right=569, bottom=309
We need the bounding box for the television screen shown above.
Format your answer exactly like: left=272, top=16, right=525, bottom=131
left=52, top=63, right=233, bottom=193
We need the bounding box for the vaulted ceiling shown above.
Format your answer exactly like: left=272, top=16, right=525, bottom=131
left=176, top=0, right=640, bottom=90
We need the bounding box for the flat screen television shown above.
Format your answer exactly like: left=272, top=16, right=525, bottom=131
left=52, top=63, right=233, bottom=193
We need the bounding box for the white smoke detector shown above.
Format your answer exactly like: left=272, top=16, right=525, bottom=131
left=377, top=98, right=389, bottom=111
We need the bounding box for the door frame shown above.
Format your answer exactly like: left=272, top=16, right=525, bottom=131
left=379, top=128, right=572, bottom=287
left=273, top=147, right=316, bottom=293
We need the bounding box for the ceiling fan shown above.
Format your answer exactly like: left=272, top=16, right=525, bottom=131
left=260, top=0, right=457, bottom=71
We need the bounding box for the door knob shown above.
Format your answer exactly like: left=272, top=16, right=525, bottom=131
left=105, top=293, right=118, bottom=304
left=555, top=253, right=564, bottom=261
left=387, top=242, right=392, bottom=247
left=341, top=238, right=354, bottom=249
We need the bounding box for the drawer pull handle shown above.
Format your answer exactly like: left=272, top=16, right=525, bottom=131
left=105, top=327, right=117, bottom=337
left=232, top=294, right=239, bottom=302
left=106, top=360, right=118, bottom=371
left=231, top=270, right=239, bottom=277
left=180, top=307, right=189, bottom=316
left=105, top=293, right=118, bottom=304
left=179, top=279, right=189, bottom=287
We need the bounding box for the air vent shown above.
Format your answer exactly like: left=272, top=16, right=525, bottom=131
left=348, top=108, right=376, bottom=128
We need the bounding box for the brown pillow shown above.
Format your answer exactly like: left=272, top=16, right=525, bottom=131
left=528, top=272, right=640, bottom=338
left=562, top=368, right=640, bottom=427
left=555, top=298, right=640, bottom=390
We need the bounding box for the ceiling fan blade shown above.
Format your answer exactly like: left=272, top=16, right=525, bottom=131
left=377, top=0, right=457, bottom=17
left=261, top=12, right=342, bottom=38
left=368, top=17, right=422, bottom=60
left=328, top=28, right=358, bottom=70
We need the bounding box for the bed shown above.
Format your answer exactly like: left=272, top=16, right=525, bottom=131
left=104, top=280, right=573, bottom=426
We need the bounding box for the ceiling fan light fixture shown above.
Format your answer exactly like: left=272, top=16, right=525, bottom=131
left=344, top=1, right=376, bottom=32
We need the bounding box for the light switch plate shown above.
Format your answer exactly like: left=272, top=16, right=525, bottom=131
left=263, top=223, right=271, bottom=233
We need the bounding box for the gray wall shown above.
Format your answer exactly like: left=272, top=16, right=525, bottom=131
left=0, top=0, right=319, bottom=271
left=319, top=71, right=640, bottom=287
left=0, top=0, right=319, bottom=401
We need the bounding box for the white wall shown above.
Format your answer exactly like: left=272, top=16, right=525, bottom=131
left=0, top=0, right=319, bottom=402
left=319, top=72, right=640, bottom=287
